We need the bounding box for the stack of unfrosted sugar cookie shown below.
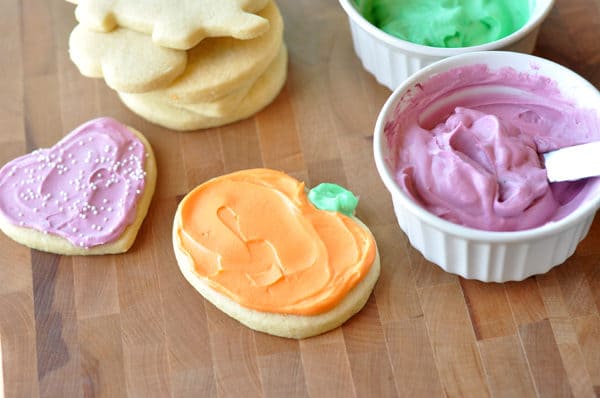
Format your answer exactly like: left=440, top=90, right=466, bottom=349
left=67, top=0, right=287, bottom=131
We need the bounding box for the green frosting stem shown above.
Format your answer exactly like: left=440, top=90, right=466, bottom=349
left=308, top=183, right=359, bottom=216
left=354, top=0, right=530, bottom=48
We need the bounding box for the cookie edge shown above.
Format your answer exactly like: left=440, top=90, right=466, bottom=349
left=0, top=125, right=157, bottom=255
left=172, top=200, right=380, bottom=339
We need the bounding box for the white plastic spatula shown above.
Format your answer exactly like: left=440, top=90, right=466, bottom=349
left=543, top=141, right=600, bottom=182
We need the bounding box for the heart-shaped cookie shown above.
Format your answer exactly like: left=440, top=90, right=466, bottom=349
left=0, top=117, right=157, bottom=255
left=172, top=169, right=380, bottom=338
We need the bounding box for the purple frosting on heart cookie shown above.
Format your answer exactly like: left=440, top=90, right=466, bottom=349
left=0, top=117, right=147, bottom=248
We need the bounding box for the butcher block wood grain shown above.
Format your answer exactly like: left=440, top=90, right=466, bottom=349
left=1, top=0, right=600, bottom=397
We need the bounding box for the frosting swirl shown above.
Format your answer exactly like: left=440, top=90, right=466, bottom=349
left=355, top=0, right=530, bottom=48
left=174, top=169, right=376, bottom=315
left=386, top=65, right=600, bottom=231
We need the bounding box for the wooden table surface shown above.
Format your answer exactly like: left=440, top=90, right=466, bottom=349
left=1, top=0, right=600, bottom=397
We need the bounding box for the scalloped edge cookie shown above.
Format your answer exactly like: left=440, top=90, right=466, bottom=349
left=69, top=24, right=188, bottom=93
left=118, top=44, right=287, bottom=130
left=69, top=0, right=270, bottom=50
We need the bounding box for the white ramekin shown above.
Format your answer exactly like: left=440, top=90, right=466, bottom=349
left=339, top=0, right=555, bottom=90
left=373, top=51, right=600, bottom=282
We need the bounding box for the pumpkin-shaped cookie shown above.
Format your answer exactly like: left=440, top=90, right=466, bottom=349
left=172, top=168, right=380, bottom=338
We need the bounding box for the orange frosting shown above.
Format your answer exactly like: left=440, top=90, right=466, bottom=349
left=175, top=169, right=376, bottom=315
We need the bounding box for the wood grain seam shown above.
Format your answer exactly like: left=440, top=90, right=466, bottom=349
left=376, top=298, right=408, bottom=397
left=501, top=280, right=541, bottom=395
left=204, top=306, right=253, bottom=396
left=515, top=324, right=542, bottom=398
left=114, top=229, right=174, bottom=396
left=252, top=116, right=268, bottom=170
left=417, top=282, right=488, bottom=397
left=299, top=335, right=359, bottom=398
left=456, top=280, right=492, bottom=398
left=297, top=353, right=316, bottom=398
left=342, top=294, right=399, bottom=397
left=0, top=334, right=4, bottom=398
left=247, top=332, right=266, bottom=397
left=148, top=225, right=178, bottom=398
left=548, top=316, right=596, bottom=396
left=76, top=315, right=127, bottom=398
left=515, top=318, right=577, bottom=398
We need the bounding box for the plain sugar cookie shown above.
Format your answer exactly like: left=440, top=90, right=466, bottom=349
left=0, top=117, right=157, bottom=255
left=156, top=0, right=283, bottom=104
left=127, top=44, right=287, bottom=120
left=69, top=24, right=188, bottom=93
left=70, top=0, right=270, bottom=50
left=172, top=169, right=380, bottom=339
left=118, top=45, right=288, bottom=130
